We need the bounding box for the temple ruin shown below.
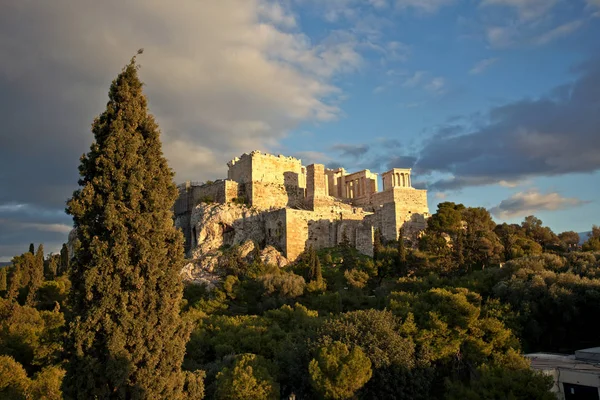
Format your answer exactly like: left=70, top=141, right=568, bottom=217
left=174, top=150, right=429, bottom=261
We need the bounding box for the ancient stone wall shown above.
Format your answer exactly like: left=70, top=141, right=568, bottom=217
left=393, top=188, right=429, bottom=220
left=307, top=164, right=332, bottom=210
left=249, top=152, right=305, bottom=187
left=225, top=180, right=239, bottom=202
left=284, top=208, right=368, bottom=260
left=366, top=203, right=398, bottom=241
left=250, top=181, right=305, bottom=210
left=227, top=151, right=308, bottom=210
left=227, top=153, right=253, bottom=184
left=191, top=180, right=239, bottom=205
left=356, top=224, right=374, bottom=257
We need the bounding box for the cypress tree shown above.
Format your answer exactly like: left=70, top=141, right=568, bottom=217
left=307, top=246, right=317, bottom=281
left=373, top=229, right=383, bottom=262
left=307, top=246, right=323, bottom=283
left=63, top=53, right=191, bottom=399
left=314, top=254, right=323, bottom=284
left=396, top=227, right=406, bottom=275
left=59, top=244, right=69, bottom=276
left=46, top=255, right=59, bottom=280
left=29, top=243, right=35, bottom=254
left=25, top=244, right=45, bottom=306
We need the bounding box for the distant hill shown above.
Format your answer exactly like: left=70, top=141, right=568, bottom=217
left=578, top=232, right=592, bottom=245
left=0, top=261, right=11, bottom=268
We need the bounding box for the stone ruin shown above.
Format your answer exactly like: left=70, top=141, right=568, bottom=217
left=174, top=150, right=430, bottom=276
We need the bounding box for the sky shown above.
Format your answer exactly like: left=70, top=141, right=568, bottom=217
left=1, top=0, right=599, bottom=261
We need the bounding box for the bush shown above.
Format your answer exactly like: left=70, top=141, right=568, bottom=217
left=309, top=341, right=372, bottom=399
left=214, top=354, right=279, bottom=400
left=258, top=273, right=305, bottom=298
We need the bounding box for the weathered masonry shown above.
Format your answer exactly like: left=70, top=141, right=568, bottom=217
left=174, top=150, right=429, bottom=261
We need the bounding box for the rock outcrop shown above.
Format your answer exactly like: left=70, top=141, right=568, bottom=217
left=190, top=203, right=266, bottom=258
left=260, top=245, right=289, bottom=268
left=179, top=203, right=289, bottom=284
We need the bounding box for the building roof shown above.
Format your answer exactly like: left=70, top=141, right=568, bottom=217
left=575, top=347, right=600, bottom=363
left=526, top=351, right=600, bottom=373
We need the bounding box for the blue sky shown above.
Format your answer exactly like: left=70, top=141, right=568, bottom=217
left=0, top=0, right=599, bottom=260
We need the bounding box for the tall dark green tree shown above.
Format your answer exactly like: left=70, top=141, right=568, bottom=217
left=63, top=53, right=194, bottom=399
left=45, top=254, right=59, bottom=280
left=373, top=229, right=383, bottom=262
left=307, top=246, right=322, bottom=283
left=29, top=243, right=35, bottom=255
left=59, top=244, right=70, bottom=276
left=395, top=227, right=407, bottom=276
left=25, top=244, right=45, bottom=306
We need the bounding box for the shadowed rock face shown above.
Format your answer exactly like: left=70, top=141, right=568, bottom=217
left=189, top=203, right=280, bottom=259
left=180, top=240, right=288, bottom=287
left=181, top=202, right=289, bottom=281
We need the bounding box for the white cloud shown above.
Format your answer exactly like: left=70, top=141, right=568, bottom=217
left=25, top=223, right=73, bottom=234
left=386, top=41, right=411, bottom=61
left=469, top=57, right=499, bottom=75
left=532, top=20, right=586, bottom=45
left=425, top=77, right=446, bottom=94
left=588, top=0, right=600, bottom=15
left=369, top=0, right=389, bottom=8
left=498, top=180, right=523, bottom=188
left=485, top=24, right=520, bottom=48
left=480, top=0, right=559, bottom=21
left=0, top=203, right=27, bottom=213
left=258, top=2, right=297, bottom=28
left=402, top=71, right=427, bottom=87
left=0, top=218, right=72, bottom=235
left=395, top=0, right=456, bottom=13
left=489, top=189, right=586, bottom=219
left=480, top=0, right=587, bottom=48
left=0, top=0, right=365, bottom=183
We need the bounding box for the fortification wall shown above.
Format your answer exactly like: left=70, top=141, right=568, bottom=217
left=392, top=188, right=429, bottom=218
left=191, top=180, right=239, bottom=205
left=284, top=208, right=369, bottom=261
left=228, top=151, right=307, bottom=209
left=227, top=154, right=252, bottom=183
left=251, top=182, right=305, bottom=210
left=365, top=203, right=398, bottom=241
left=250, top=152, right=305, bottom=187
left=356, top=224, right=375, bottom=257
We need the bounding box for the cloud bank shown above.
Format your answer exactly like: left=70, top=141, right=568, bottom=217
left=416, top=57, right=600, bottom=191
left=489, top=190, right=586, bottom=219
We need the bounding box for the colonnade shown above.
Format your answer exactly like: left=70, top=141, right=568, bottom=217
left=344, top=176, right=369, bottom=199
left=393, top=172, right=411, bottom=188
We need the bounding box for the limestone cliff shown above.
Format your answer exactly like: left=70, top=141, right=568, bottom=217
left=191, top=203, right=266, bottom=257
left=181, top=202, right=289, bottom=284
